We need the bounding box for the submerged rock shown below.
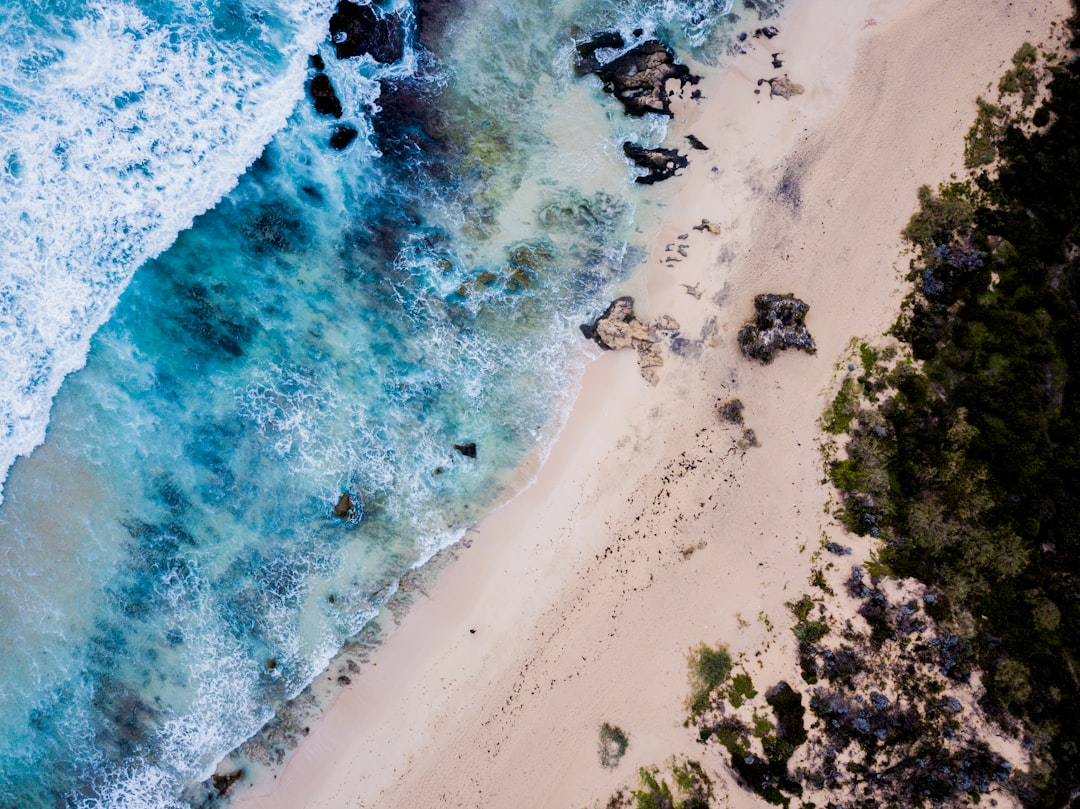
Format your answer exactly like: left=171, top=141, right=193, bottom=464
left=329, top=0, right=406, bottom=63
left=309, top=73, right=343, bottom=118
left=453, top=442, right=477, bottom=458
left=737, top=293, right=816, bottom=363
left=574, top=30, right=625, bottom=77
left=588, top=40, right=700, bottom=118
left=332, top=492, right=356, bottom=519
left=622, top=142, right=688, bottom=184
left=330, top=125, right=359, bottom=150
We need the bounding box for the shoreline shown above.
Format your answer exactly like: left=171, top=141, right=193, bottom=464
left=228, top=1, right=1068, bottom=806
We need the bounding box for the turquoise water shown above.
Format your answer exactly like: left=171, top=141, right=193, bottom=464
left=0, top=0, right=781, bottom=806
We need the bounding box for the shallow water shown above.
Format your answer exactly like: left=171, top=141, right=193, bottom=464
left=0, top=0, right=781, bottom=806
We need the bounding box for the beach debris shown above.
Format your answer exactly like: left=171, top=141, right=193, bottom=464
left=580, top=296, right=680, bottom=384
left=577, top=38, right=700, bottom=117
left=683, top=283, right=704, bottom=299
left=622, top=142, right=688, bottom=184
left=759, top=75, right=805, bottom=99
left=716, top=397, right=745, bottom=425
left=771, top=52, right=784, bottom=69
left=693, top=218, right=723, bottom=234
left=737, top=293, right=816, bottom=363
left=332, top=492, right=356, bottom=519
left=686, top=133, right=709, bottom=150
left=329, top=0, right=406, bottom=63
left=453, top=442, right=477, bottom=459
left=737, top=428, right=760, bottom=450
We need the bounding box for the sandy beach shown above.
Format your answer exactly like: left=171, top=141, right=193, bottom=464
left=229, top=0, right=1069, bottom=806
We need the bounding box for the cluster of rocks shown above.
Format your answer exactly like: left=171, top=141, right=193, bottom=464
left=575, top=34, right=700, bottom=117
left=737, top=293, right=816, bottom=363
left=575, top=32, right=699, bottom=184
left=305, top=1, right=411, bottom=151
left=328, top=0, right=406, bottom=62
left=580, top=296, right=680, bottom=384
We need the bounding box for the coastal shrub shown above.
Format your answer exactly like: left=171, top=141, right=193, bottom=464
left=598, top=723, right=630, bottom=769
left=964, top=97, right=1005, bottom=168
left=999, top=42, right=1040, bottom=106
left=825, top=25, right=1080, bottom=805
left=686, top=642, right=732, bottom=715
left=728, top=672, right=757, bottom=708
left=630, top=762, right=712, bottom=809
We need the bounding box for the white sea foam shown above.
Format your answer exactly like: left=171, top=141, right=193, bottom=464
left=0, top=0, right=334, bottom=504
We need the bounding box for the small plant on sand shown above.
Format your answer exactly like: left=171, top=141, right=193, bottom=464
left=598, top=723, right=630, bottom=769
left=728, top=672, right=757, bottom=708
left=686, top=642, right=732, bottom=715
left=629, top=761, right=713, bottom=809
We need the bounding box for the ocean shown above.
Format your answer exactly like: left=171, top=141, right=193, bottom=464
left=0, top=0, right=780, bottom=805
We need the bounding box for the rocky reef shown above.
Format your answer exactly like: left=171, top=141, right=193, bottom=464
left=737, top=293, right=816, bottom=363
left=328, top=0, right=406, bottom=63
left=622, top=142, right=688, bottom=184
left=577, top=38, right=700, bottom=118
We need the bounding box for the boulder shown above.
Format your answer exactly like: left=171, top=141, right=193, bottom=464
left=329, top=0, right=406, bottom=63
left=590, top=40, right=700, bottom=118
left=330, top=125, right=359, bottom=150
left=623, top=142, right=688, bottom=184
left=580, top=297, right=679, bottom=385
left=309, top=73, right=343, bottom=118
left=759, top=75, right=804, bottom=99
left=332, top=492, right=355, bottom=519
left=737, top=293, right=816, bottom=363
left=453, top=442, right=477, bottom=458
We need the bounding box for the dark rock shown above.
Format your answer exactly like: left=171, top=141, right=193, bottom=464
left=771, top=52, right=783, bottom=69
left=574, top=31, right=625, bottom=77
left=754, top=25, right=780, bottom=39
left=336, top=674, right=351, bottom=685
left=737, top=293, right=816, bottom=363
left=414, top=0, right=459, bottom=55
left=309, top=73, right=343, bottom=118
left=332, top=492, right=355, bottom=519
left=211, top=769, right=244, bottom=798
left=453, top=442, right=477, bottom=458
left=309, top=53, right=326, bottom=71
left=686, top=133, right=709, bottom=150
left=825, top=542, right=852, bottom=556
left=622, top=142, right=688, bottom=184
left=330, top=125, right=359, bottom=150
left=942, top=696, right=963, bottom=714
left=717, top=398, right=745, bottom=425
left=632, top=27, right=643, bottom=37
left=589, top=40, right=700, bottom=118
left=329, top=0, right=406, bottom=63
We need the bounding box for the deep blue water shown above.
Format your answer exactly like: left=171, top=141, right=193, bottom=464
left=0, top=0, right=781, bottom=806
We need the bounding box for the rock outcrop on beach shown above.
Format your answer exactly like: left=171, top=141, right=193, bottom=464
left=329, top=0, right=406, bottom=63
left=622, top=143, right=688, bottom=184
left=578, top=39, right=700, bottom=118
left=581, top=297, right=680, bottom=384
left=760, top=75, right=805, bottom=99
left=737, top=293, right=816, bottom=363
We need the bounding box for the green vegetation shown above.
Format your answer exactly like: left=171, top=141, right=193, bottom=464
left=728, top=672, right=757, bottom=708
left=999, top=42, right=1040, bottom=106
left=629, top=762, right=713, bottom=809
left=964, top=97, right=1006, bottom=167
left=825, top=24, right=1080, bottom=805
left=686, top=643, right=732, bottom=715
left=598, top=723, right=630, bottom=769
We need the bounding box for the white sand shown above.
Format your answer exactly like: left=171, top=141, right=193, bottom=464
left=230, top=0, right=1069, bottom=806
